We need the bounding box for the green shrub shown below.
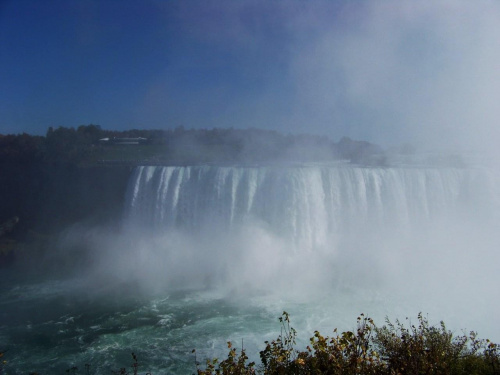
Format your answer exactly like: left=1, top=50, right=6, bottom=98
left=375, top=313, right=500, bottom=375
left=197, top=312, right=500, bottom=375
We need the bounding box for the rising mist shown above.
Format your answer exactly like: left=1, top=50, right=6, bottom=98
left=52, top=164, right=500, bottom=343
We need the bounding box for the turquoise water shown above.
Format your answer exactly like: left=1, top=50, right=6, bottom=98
left=0, top=274, right=376, bottom=374
left=2, top=262, right=498, bottom=375
left=0, top=274, right=284, bottom=374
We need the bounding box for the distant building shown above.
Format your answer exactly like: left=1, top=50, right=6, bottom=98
left=99, top=137, right=148, bottom=145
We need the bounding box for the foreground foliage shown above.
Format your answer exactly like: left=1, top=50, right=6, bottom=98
left=1, top=313, right=498, bottom=374
left=196, top=312, right=499, bottom=375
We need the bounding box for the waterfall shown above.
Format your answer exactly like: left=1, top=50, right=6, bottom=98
left=124, top=165, right=499, bottom=251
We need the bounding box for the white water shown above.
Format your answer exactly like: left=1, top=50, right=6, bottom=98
left=125, top=165, right=498, bottom=251
left=2, top=164, right=500, bottom=374
left=122, top=164, right=500, bottom=338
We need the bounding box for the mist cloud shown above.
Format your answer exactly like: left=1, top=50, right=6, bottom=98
left=150, top=0, right=500, bottom=152
left=288, top=0, right=500, bottom=152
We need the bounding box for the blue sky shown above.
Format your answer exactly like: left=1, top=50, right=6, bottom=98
left=1, top=0, right=500, bottom=151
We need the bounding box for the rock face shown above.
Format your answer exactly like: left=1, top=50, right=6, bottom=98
left=0, top=164, right=132, bottom=267
left=0, top=164, right=132, bottom=234
left=0, top=216, right=19, bottom=238
left=0, top=216, right=19, bottom=266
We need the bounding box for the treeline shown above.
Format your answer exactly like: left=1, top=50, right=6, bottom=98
left=0, top=125, right=386, bottom=166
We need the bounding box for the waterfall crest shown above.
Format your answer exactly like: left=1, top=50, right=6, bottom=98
left=124, top=165, right=498, bottom=251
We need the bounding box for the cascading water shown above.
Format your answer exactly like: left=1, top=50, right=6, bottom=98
left=118, top=164, right=500, bottom=317
left=2, top=164, right=499, bottom=374
left=124, top=165, right=498, bottom=251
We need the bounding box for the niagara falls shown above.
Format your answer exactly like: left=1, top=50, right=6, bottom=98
left=2, top=0, right=500, bottom=373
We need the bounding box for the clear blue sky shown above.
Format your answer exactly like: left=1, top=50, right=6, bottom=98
left=1, top=0, right=500, bottom=151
